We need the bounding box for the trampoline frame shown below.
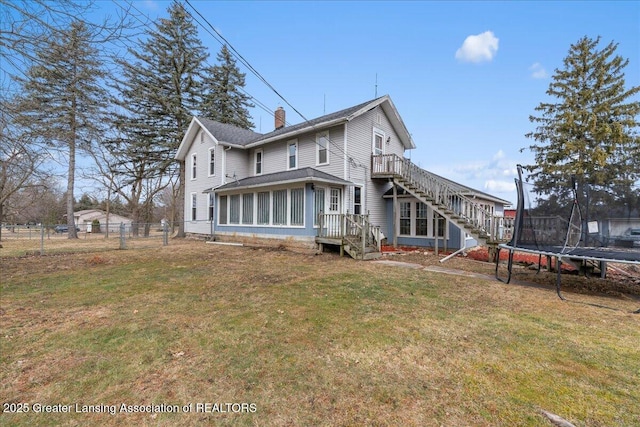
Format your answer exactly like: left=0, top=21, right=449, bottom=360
left=495, top=166, right=639, bottom=303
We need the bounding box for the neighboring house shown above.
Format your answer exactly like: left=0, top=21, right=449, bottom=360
left=73, top=209, right=133, bottom=233
left=175, top=95, right=510, bottom=258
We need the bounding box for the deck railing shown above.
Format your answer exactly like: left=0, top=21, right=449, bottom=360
left=317, top=213, right=381, bottom=253
left=372, top=154, right=506, bottom=242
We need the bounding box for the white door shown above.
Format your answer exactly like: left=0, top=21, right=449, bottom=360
left=328, top=187, right=342, bottom=236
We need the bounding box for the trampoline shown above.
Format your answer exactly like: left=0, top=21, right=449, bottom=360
left=496, top=165, right=640, bottom=303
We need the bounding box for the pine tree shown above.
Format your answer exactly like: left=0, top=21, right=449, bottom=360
left=107, top=0, right=208, bottom=235
left=201, top=45, right=255, bottom=129
left=12, top=20, right=107, bottom=239
left=524, top=36, right=640, bottom=218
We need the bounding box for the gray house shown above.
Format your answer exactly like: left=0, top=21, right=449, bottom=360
left=175, top=95, right=509, bottom=258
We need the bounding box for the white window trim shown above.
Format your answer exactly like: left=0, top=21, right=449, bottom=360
left=255, top=149, right=263, bottom=176
left=190, top=192, right=197, bottom=222
left=191, top=153, right=197, bottom=180
left=208, top=147, right=215, bottom=177
left=373, top=127, right=385, bottom=156
left=316, top=131, right=329, bottom=166
left=287, top=139, right=298, bottom=171
left=208, top=193, right=215, bottom=221
left=395, top=199, right=449, bottom=239
left=218, top=188, right=305, bottom=229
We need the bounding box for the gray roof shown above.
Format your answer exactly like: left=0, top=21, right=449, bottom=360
left=197, top=96, right=386, bottom=148
left=211, top=167, right=351, bottom=192
left=249, top=97, right=385, bottom=145
left=196, top=117, right=262, bottom=145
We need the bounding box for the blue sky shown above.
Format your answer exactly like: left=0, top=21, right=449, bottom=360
left=96, top=1, right=639, bottom=204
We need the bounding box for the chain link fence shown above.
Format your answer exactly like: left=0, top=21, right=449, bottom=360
left=1, top=222, right=173, bottom=257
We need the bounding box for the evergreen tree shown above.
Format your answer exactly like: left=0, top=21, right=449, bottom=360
left=12, top=20, right=107, bottom=238
left=523, top=36, right=640, bottom=219
left=201, top=45, right=255, bottom=129
left=107, top=0, right=208, bottom=235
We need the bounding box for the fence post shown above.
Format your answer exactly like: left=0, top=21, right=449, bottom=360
left=40, top=225, right=45, bottom=255
left=163, top=222, right=169, bottom=246
left=119, top=222, right=126, bottom=250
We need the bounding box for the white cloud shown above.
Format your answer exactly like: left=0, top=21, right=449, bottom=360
left=455, top=31, right=499, bottom=63
left=529, top=62, right=548, bottom=79
left=484, top=180, right=516, bottom=193
left=144, top=0, right=159, bottom=10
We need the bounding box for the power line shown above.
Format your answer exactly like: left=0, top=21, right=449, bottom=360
left=183, top=0, right=310, bottom=124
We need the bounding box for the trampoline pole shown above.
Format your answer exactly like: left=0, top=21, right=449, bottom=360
left=556, top=257, right=565, bottom=300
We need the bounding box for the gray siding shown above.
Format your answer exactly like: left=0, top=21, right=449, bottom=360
left=345, top=106, right=408, bottom=232
left=224, top=147, right=249, bottom=181
left=183, top=129, right=222, bottom=235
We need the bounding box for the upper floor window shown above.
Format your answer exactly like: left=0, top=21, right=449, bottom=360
left=208, top=148, right=215, bottom=176
left=255, top=149, right=263, bottom=175
left=200, top=131, right=205, bottom=143
left=317, top=131, right=329, bottom=165
left=191, top=153, right=197, bottom=179
left=373, top=129, right=384, bottom=155
left=288, top=140, right=298, bottom=170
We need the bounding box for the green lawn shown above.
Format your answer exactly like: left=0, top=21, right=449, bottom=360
left=1, top=240, right=639, bottom=426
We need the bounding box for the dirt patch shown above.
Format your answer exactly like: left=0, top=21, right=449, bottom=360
left=381, top=246, right=640, bottom=299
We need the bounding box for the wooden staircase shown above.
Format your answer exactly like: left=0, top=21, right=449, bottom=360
left=372, top=154, right=500, bottom=245
left=316, top=213, right=382, bottom=260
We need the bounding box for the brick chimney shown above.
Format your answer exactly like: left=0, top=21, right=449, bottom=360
left=274, top=106, right=285, bottom=130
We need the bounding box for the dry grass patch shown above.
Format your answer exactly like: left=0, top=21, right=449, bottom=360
left=1, top=240, right=639, bottom=426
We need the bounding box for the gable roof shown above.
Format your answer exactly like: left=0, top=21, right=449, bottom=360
left=245, top=95, right=415, bottom=149
left=211, top=167, right=351, bottom=193
left=175, top=117, right=262, bottom=160
left=175, top=95, right=415, bottom=160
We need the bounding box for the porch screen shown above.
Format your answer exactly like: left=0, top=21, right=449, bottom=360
left=273, top=190, right=287, bottom=225
left=291, top=188, right=304, bottom=226
left=257, top=192, right=269, bottom=225
left=242, top=194, right=253, bottom=224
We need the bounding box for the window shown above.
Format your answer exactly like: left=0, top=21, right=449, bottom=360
left=290, top=188, right=304, bottom=226
left=257, top=192, right=270, bottom=225
left=191, top=153, right=197, bottom=179
left=273, top=189, right=287, bottom=225
left=433, top=212, right=446, bottom=238
left=317, top=131, right=329, bottom=165
left=229, top=195, right=240, bottom=224
left=242, top=194, right=253, bottom=225
left=353, top=187, right=362, bottom=215
left=313, top=188, right=325, bottom=226
left=255, top=149, right=263, bottom=175
left=288, top=140, right=297, bottom=170
left=191, top=193, right=197, bottom=221
left=219, top=196, right=227, bottom=225
left=209, top=148, right=215, bottom=176
left=400, top=201, right=411, bottom=235
left=200, top=131, right=205, bottom=143
left=416, top=203, right=428, bottom=236
left=373, top=129, right=384, bottom=155
left=329, top=188, right=340, bottom=212
left=208, top=193, right=215, bottom=221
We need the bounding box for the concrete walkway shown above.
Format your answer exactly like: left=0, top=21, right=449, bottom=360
left=374, top=259, right=495, bottom=280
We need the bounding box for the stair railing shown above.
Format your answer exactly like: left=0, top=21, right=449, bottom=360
left=373, top=154, right=496, bottom=238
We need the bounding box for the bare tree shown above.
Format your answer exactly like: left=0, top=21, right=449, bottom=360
left=0, top=104, right=53, bottom=241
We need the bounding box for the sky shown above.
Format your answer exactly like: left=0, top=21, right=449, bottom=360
left=83, top=1, right=640, bottom=205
